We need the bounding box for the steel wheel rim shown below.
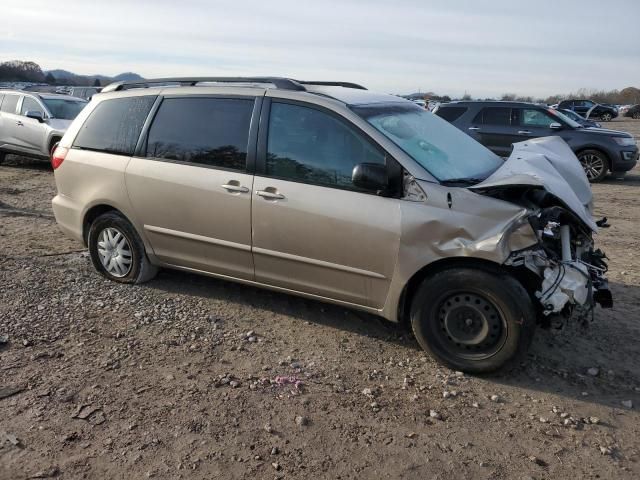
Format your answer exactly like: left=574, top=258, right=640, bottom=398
left=579, top=153, right=605, bottom=179
left=436, top=292, right=507, bottom=360
left=97, top=227, right=132, bottom=277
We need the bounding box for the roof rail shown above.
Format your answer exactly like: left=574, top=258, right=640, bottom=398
left=101, top=77, right=308, bottom=93
left=101, top=77, right=368, bottom=93
left=296, top=80, right=367, bottom=90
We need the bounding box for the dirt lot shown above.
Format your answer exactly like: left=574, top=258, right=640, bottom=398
left=1, top=119, right=640, bottom=480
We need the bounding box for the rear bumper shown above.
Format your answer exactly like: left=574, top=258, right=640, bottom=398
left=52, top=194, right=85, bottom=244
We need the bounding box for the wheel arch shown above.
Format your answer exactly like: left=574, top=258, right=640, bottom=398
left=397, top=257, right=510, bottom=326
left=82, top=204, right=124, bottom=246
left=575, top=146, right=612, bottom=167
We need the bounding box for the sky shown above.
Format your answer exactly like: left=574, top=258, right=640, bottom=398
left=1, top=0, right=639, bottom=98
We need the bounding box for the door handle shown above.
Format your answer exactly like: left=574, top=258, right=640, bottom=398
left=518, top=130, right=531, bottom=134
left=221, top=183, right=249, bottom=193
left=256, top=190, right=285, bottom=200
left=16, top=121, right=24, bottom=127
left=468, top=126, right=480, bottom=131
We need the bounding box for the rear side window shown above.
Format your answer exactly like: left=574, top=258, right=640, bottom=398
left=146, top=97, right=254, bottom=171
left=1, top=94, right=19, bottom=113
left=434, top=106, right=467, bottom=122
left=74, top=96, right=156, bottom=156
left=266, top=102, right=385, bottom=190
left=475, top=107, right=512, bottom=125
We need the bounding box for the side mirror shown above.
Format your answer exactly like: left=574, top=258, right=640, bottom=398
left=26, top=111, right=45, bottom=123
left=549, top=122, right=562, bottom=130
left=352, top=163, right=389, bottom=194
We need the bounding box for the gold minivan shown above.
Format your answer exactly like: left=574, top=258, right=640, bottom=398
left=51, top=77, right=612, bottom=372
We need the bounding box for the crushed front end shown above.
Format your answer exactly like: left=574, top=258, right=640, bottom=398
left=470, top=136, right=613, bottom=326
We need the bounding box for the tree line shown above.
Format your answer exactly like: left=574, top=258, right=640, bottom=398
left=0, top=60, right=102, bottom=86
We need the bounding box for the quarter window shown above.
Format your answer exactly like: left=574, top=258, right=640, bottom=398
left=266, top=102, right=385, bottom=189
left=74, top=96, right=156, bottom=156
left=20, top=97, right=44, bottom=116
left=146, top=97, right=254, bottom=171
left=0, top=94, right=19, bottom=113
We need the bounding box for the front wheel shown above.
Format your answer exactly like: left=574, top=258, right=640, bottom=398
left=88, top=211, right=158, bottom=284
left=632, top=111, right=640, bottom=120
left=600, top=112, right=613, bottom=122
left=410, top=267, right=536, bottom=373
left=577, top=149, right=609, bottom=183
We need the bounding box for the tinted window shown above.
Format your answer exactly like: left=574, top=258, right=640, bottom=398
left=74, top=96, right=155, bottom=156
left=267, top=102, right=385, bottom=189
left=1, top=94, right=19, bottom=113
left=520, top=108, right=557, bottom=127
left=479, top=107, right=511, bottom=125
left=146, top=97, right=253, bottom=171
left=435, top=106, right=467, bottom=122
left=20, top=97, right=44, bottom=115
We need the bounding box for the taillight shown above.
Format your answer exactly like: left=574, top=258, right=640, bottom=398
left=51, top=146, right=68, bottom=170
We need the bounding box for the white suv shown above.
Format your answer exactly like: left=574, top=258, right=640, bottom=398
left=0, top=90, right=87, bottom=164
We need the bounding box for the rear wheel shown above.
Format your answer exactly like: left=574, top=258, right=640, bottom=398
left=0, top=152, right=5, bottom=165
left=577, top=149, right=609, bottom=183
left=410, top=267, right=536, bottom=373
left=632, top=111, right=640, bottom=120
left=88, top=211, right=158, bottom=284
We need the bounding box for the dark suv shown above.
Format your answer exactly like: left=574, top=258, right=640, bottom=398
left=434, top=101, right=638, bottom=182
left=557, top=100, right=618, bottom=122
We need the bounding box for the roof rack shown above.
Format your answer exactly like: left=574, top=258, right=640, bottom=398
left=101, top=77, right=367, bottom=93
left=297, top=80, right=367, bottom=90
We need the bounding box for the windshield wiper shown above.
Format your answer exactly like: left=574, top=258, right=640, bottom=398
left=440, top=177, right=485, bottom=186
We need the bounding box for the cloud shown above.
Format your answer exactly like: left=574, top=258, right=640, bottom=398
left=1, top=0, right=638, bottom=97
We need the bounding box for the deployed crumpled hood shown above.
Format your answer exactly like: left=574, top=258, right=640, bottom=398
left=470, top=136, right=597, bottom=231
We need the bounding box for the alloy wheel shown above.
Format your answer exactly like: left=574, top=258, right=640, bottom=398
left=601, top=113, right=612, bottom=122
left=97, top=227, right=133, bottom=277
left=578, top=153, right=605, bottom=180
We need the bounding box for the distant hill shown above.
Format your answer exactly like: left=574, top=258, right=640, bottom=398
left=0, top=60, right=144, bottom=86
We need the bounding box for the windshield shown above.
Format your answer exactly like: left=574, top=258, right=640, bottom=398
left=352, top=103, right=503, bottom=183
left=42, top=98, right=87, bottom=120
left=548, top=108, right=582, bottom=128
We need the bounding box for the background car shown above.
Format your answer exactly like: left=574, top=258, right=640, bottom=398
left=433, top=101, right=638, bottom=182
left=624, top=104, right=640, bottom=120
left=0, top=90, right=87, bottom=164
left=557, top=99, right=618, bottom=121
left=557, top=108, right=601, bottom=128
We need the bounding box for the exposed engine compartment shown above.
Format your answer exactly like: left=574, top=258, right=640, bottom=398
left=479, top=185, right=613, bottom=325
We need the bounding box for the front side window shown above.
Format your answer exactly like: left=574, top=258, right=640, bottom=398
left=520, top=108, right=556, bottom=127
left=266, top=102, right=385, bottom=189
left=42, top=98, right=87, bottom=120
left=353, top=103, right=503, bottom=183
left=20, top=97, right=44, bottom=116
left=146, top=97, right=254, bottom=171
left=0, top=94, right=19, bottom=113
left=74, top=96, right=156, bottom=156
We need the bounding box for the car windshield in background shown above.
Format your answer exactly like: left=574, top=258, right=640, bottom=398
left=352, top=103, right=503, bottom=183
left=548, top=108, right=582, bottom=128
left=42, top=98, right=87, bottom=120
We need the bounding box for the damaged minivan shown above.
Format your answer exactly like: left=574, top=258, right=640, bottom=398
left=51, top=77, right=612, bottom=373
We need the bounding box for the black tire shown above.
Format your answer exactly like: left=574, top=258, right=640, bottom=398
left=0, top=151, right=5, bottom=165
left=577, top=149, right=609, bottom=183
left=632, top=111, right=640, bottom=120
left=410, top=267, right=536, bottom=374
left=88, top=211, right=158, bottom=284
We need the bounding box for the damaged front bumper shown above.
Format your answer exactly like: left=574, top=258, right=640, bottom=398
left=506, top=215, right=612, bottom=322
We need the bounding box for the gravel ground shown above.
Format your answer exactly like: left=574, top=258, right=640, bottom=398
left=1, top=119, right=640, bottom=479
